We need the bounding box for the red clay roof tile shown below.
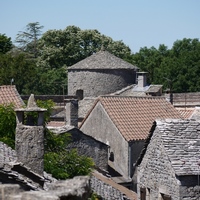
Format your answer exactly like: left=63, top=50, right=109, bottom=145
left=0, top=85, right=25, bottom=108
left=98, top=96, right=183, bottom=141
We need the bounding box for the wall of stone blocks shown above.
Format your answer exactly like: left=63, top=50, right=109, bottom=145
left=15, top=125, right=44, bottom=175
left=90, top=174, right=132, bottom=200
left=137, top=129, right=180, bottom=199
left=67, top=129, right=109, bottom=171
left=0, top=176, right=91, bottom=200
left=179, top=176, right=200, bottom=200
left=68, top=69, right=136, bottom=97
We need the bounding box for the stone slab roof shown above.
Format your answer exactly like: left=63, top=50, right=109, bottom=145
left=68, top=50, right=138, bottom=70
left=111, top=84, right=163, bottom=96
left=0, top=142, right=45, bottom=190
left=156, top=119, right=200, bottom=176
left=0, top=142, right=16, bottom=163
left=80, top=96, right=183, bottom=141
left=79, top=97, right=97, bottom=119
left=0, top=85, right=25, bottom=108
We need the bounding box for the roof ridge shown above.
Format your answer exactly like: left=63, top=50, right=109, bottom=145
left=100, top=95, right=166, bottom=99
left=68, top=50, right=138, bottom=70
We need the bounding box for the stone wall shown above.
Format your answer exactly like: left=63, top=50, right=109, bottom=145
left=137, top=128, right=180, bottom=199
left=0, top=176, right=91, bottom=200
left=67, top=129, right=108, bottom=171
left=15, top=125, right=44, bottom=175
left=68, top=69, right=136, bottom=98
left=179, top=176, right=200, bottom=200
left=90, top=173, right=136, bottom=200
left=80, top=102, right=129, bottom=178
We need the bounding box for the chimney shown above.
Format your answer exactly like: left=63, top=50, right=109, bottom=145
left=137, top=72, right=148, bottom=88
left=15, top=94, right=47, bottom=176
left=65, top=99, right=78, bottom=128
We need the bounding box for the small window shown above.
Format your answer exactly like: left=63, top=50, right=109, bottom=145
left=76, top=89, right=83, bottom=100
left=140, top=188, right=146, bottom=200
left=109, top=152, right=114, bottom=162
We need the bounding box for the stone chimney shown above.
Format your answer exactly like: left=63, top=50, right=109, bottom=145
left=65, top=99, right=78, bottom=128
left=137, top=72, right=148, bottom=88
left=15, top=94, right=47, bottom=176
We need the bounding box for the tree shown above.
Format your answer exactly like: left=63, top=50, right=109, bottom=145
left=133, top=38, right=200, bottom=93
left=44, top=130, right=94, bottom=179
left=15, top=22, right=44, bottom=58
left=0, top=34, right=12, bottom=54
left=0, top=53, right=39, bottom=94
left=133, top=45, right=169, bottom=84
left=0, top=104, right=16, bottom=148
left=0, top=100, right=94, bottom=179
left=37, top=25, right=132, bottom=69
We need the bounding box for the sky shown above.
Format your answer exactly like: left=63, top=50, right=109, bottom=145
left=1, top=0, right=200, bottom=53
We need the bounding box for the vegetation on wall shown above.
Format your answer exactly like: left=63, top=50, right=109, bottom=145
left=44, top=129, right=94, bottom=179
left=0, top=101, right=94, bottom=179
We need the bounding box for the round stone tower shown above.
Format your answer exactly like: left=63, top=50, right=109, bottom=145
left=68, top=50, right=138, bottom=98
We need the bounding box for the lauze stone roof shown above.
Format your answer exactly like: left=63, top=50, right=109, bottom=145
left=156, top=119, right=200, bottom=176
left=68, top=50, right=138, bottom=70
left=85, top=96, right=183, bottom=141
left=0, top=85, right=25, bottom=108
left=0, top=142, right=45, bottom=190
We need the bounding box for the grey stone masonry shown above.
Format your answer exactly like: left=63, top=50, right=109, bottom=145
left=0, top=176, right=91, bottom=200
left=67, top=129, right=108, bottom=171
left=68, top=50, right=138, bottom=98
left=15, top=94, right=47, bottom=176
left=91, top=171, right=137, bottom=200
left=65, top=99, right=78, bottom=127
left=137, top=119, right=200, bottom=200
left=15, top=125, right=44, bottom=176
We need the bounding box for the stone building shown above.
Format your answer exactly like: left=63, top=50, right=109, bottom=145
left=48, top=125, right=109, bottom=172
left=79, top=96, right=182, bottom=188
left=137, top=119, right=200, bottom=200
left=67, top=50, right=138, bottom=98
left=0, top=94, right=92, bottom=199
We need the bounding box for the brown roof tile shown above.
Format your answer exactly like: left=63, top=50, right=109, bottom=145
left=0, top=85, right=25, bottom=108
left=96, top=96, right=183, bottom=141
left=175, top=107, right=195, bottom=119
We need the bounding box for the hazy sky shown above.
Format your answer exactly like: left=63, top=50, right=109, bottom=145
left=1, top=0, right=199, bottom=53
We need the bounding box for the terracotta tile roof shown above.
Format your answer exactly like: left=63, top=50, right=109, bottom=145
left=175, top=107, right=195, bottom=119
left=68, top=50, right=138, bottom=70
left=0, top=85, right=25, bottom=108
left=87, top=96, right=183, bottom=141
left=47, top=121, right=66, bottom=127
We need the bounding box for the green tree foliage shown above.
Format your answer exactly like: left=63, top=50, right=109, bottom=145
left=35, top=66, right=67, bottom=95
left=15, top=22, right=44, bottom=58
left=44, top=129, right=94, bottom=179
left=133, top=38, right=200, bottom=92
left=0, top=34, right=12, bottom=54
left=37, top=25, right=132, bottom=69
left=0, top=100, right=94, bottom=179
left=0, top=104, right=16, bottom=148
left=0, top=53, right=39, bottom=94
